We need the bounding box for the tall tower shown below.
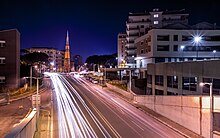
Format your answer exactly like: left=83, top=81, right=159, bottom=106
left=64, top=31, right=71, bottom=73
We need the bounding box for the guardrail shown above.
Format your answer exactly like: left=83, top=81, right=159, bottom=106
left=5, top=108, right=37, bottom=138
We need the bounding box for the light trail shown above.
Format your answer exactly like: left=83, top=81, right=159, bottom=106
left=45, top=72, right=112, bottom=138
left=71, top=77, right=183, bottom=138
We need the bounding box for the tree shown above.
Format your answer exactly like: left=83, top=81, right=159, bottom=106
left=20, top=52, right=49, bottom=78
left=85, top=53, right=117, bottom=70
left=21, top=52, right=49, bottom=65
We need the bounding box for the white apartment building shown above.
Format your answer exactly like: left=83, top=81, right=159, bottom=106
left=126, top=8, right=189, bottom=68
left=26, top=47, right=65, bottom=72
left=117, top=33, right=127, bottom=68
left=135, top=22, right=220, bottom=77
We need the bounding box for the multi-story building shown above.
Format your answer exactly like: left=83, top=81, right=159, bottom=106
left=117, top=33, right=127, bottom=68
left=26, top=47, right=64, bottom=72
left=146, top=60, right=220, bottom=95
left=135, top=22, right=220, bottom=78
left=0, top=29, right=20, bottom=89
left=126, top=8, right=189, bottom=67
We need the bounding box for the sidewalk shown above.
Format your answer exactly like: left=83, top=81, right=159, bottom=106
left=104, top=86, right=202, bottom=138
left=34, top=88, right=52, bottom=138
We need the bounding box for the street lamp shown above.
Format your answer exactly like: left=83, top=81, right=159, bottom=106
left=194, top=36, right=202, bottom=60
left=213, top=50, right=216, bottom=59
left=30, top=65, right=38, bottom=89
left=200, top=82, right=213, bottom=138
left=180, top=45, right=185, bottom=62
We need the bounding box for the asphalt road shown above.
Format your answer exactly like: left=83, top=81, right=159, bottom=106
left=49, top=73, right=185, bottom=138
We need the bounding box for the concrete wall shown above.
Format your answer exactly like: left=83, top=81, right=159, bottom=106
left=134, top=95, right=220, bottom=138
left=5, top=109, right=37, bottom=138
left=106, top=83, right=134, bottom=100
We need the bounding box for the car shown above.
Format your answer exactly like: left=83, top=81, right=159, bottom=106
left=92, top=79, right=98, bottom=84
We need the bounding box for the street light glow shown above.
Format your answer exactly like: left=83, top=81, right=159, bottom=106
left=194, top=36, right=202, bottom=43
left=180, top=45, right=185, bottom=50
left=50, top=62, right=54, bottom=66
left=213, top=50, right=216, bottom=53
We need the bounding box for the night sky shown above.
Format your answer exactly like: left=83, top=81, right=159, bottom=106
left=1, top=0, right=220, bottom=61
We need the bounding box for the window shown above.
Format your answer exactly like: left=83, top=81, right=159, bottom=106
left=154, top=21, right=158, bottom=24
left=182, top=35, right=193, bottom=41
left=173, top=35, right=178, bottom=41
left=173, top=45, right=178, bottom=51
left=0, top=76, right=5, bottom=83
left=157, top=35, right=169, bottom=41
left=155, top=58, right=165, bottom=63
left=141, top=25, right=144, bottom=28
left=155, top=75, right=163, bottom=86
left=0, top=57, right=6, bottom=64
left=155, top=89, right=164, bottom=95
left=154, top=14, right=159, bottom=18
left=0, top=41, right=6, bottom=47
left=140, top=49, right=144, bottom=54
left=167, top=91, right=178, bottom=95
left=182, top=77, right=197, bottom=91
left=157, top=45, right=169, bottom=51
left=140, top=41, right=144, bottom=45
left=167, top=76, right=178, bottom=88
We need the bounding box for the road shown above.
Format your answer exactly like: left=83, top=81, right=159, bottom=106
left=48, top=73, right=185, bottom=138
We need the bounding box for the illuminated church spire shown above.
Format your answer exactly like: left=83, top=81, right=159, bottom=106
left=66, top=31, right=69, bottom=45
left=64, top=30, right=71, bottom=73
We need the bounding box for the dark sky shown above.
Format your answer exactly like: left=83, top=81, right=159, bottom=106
left=1, top=0, right=220, bottom=61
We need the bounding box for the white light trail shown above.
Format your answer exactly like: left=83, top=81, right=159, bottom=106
left=46, top=73, right=112, bottom=138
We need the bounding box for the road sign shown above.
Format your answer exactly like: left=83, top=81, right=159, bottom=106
left=32, top=94, right=41, bottom=107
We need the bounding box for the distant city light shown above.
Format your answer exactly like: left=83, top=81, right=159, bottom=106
left=213, top=50, right=216, bottom=53
left=34, top=65, right=38, bottom=69
left=132, top=55, right=135, bottom=58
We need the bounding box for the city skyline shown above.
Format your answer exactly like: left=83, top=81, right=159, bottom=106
left=0, top=0, right=220, bottom=60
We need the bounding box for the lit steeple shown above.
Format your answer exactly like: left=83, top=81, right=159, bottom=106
left=64, top=30, right=71, bottom=73
left=66, top=30, right=69, bottom=45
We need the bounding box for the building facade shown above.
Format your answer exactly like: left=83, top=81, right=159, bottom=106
left=135, top=22, right=220, bottom=74
left=126, top=8, right=189, bottom=67
left=0, top=29, right=20, bottom=89
left=26, top=47, right=64, bottom=72
left=146, top=60, right=220, bottom=95
left=117, top=33, right=127, bottom=68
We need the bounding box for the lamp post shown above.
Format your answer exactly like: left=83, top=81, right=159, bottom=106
left=180, top=45, right=185, bottom=62
left=30, top=65, right=38, bottom=89
left=129, top=70, right=132, bottom=91
left=213, top=50, right=216, bottom=59
left=50, top=62, right=54, bottom=72
left=200, top=82, right=213, bottom=138
left=194, top=36, right=202, bottom=60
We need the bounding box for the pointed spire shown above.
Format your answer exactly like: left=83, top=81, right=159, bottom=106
left=66, top=30, right=69, bottom=45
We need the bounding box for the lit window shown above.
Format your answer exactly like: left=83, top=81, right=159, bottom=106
left=0, top=76, right=5, bottom=83
left=154, top=14, right=158, bottom=18
left=0, top=57, right=6, bottom=64
left=0, top=41, right=6, bottom=47
left=154, top=21, right=158, bottom=24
